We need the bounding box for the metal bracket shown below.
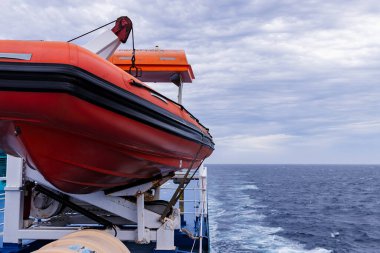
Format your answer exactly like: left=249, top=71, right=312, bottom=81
left=156, top=217, right=176, bottom=251
left=2, top=155, right=176, bottom=251
left=26, top=168, right=162, bottom=229
left=83, top=30, right=121, bottom=59
left=108, top=182, right=154, bottom=197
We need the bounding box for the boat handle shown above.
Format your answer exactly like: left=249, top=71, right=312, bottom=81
left=128, top=65, right=142, bottom=77
left=150, top=93, right=168, bottom=103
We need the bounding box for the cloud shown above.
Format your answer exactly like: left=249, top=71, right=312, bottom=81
left=216, top=134, right=296, bottom=152
left=1, top=1, right=380, bottom=163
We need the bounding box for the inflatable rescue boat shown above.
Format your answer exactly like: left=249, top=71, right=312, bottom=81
left=0, top=17, right=214, bottom=194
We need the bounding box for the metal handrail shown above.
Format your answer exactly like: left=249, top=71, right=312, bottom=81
left=161, top=191, right=205, bottom=215
left=198, top=169, right=207, bottom=253
left=178, top=200, right=203, bottom=203
left=162, top=167, right=208, bottom=253
left=160, top=187, right=204, bottom=190
left=1, top=183, right=5, bottom=219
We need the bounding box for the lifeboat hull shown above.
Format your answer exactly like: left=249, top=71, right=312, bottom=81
left=0, top=41, right=214, bottom=194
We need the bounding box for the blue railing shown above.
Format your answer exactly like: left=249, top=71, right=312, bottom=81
left=0, top=150, right=5, bottom=180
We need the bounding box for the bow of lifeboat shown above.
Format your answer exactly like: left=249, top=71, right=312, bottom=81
left=0, top=19, right=214, bottom=194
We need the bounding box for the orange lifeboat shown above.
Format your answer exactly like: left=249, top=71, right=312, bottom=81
left=0, top=18, right=214, bottom=194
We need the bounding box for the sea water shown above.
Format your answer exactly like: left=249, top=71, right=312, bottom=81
left=207, top=164, right=380, bottom=253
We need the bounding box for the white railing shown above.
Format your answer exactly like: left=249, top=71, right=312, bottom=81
left=160, top=166, right=208, bottom=253
left=0, top=192, right=4, bottom=230
left=198, top=166, right=207, bottom=253
left=160, top=185, right=206, bottom=215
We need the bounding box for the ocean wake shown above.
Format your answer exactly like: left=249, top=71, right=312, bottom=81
left=208, top=182, right=331, bottom=253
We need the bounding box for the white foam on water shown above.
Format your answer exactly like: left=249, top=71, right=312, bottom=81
left=277, top=247, right=332, bottom=253
left=208, top=190, right=332, bottom=253
left=208, top=194, right=223, bottom=247
left=238, top=184, right=259, bottom=191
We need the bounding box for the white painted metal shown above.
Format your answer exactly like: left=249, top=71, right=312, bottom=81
left=26, top=168, right=162, bottom=229
left=200, top=165, right=208, bottom=216
left=109, top=182, right=153, bottom=197
left=83, top=30, right=121, bottom=59
left=2, top=156, right=178, bottom=250
left=198, top=165, right=207, bottom=253
left=172, top=207, right=181, bottom=230
left=172, top=171, right=200, bottom=179
left=3, top=155, right=24, bottom=244
left=8, top=228, right=157, bottom=242
left=153, top=187, right=161, bottom=200
left=178, top=82, right=183, bottom=104
left=136, top=192, right=150, bottom=244
left=156, top=218, right=176, bottom=251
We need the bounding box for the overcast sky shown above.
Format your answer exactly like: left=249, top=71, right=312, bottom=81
left=1, top=0, right=380, bottom=164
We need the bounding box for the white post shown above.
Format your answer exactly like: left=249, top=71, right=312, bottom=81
left=178, top=82, right=183, bottom=104
left=199, top=164, right=207, bottom=253
left=3, top=155, right=24, bottom=244
left=136, top=192, right=150, bottom=244
left=153, top=187, right=161, bottom=201
left=201, top=166, right=207, bottom=216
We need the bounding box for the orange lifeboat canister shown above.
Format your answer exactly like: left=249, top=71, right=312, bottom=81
left=109, top=49, right=195, bottom=83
